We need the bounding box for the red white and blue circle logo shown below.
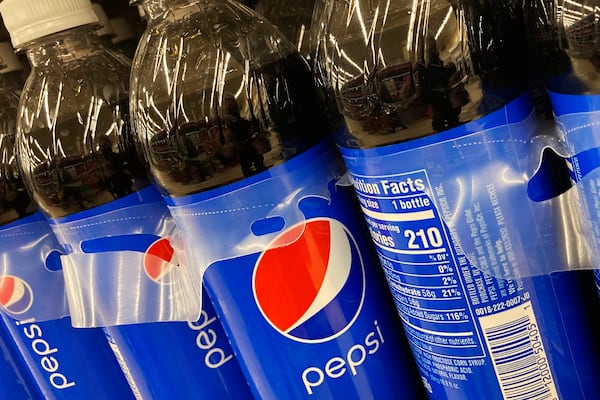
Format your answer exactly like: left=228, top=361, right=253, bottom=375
left=80, top=234, right=181, bottom=285
left=144, top=238, right=179, bottom=284
left=253, top=218, right=365, bottom=343
left=0, top=276, right=33, bottom=315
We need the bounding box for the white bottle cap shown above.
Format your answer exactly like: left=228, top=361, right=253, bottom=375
left=0, top=0, right=99, bottom=49
left=0, top=42, right=24, bottom=73
left=92, top=3, right=114, bottom=38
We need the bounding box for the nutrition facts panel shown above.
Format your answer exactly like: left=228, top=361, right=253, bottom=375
left=351, top=169, right=485, bottom=358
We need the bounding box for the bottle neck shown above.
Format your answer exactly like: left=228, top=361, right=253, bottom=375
left=167, top=0, right=204, bottom=18
left=142, top=0, right=168, bottom=22
left=21, top=25, right=104, bottom=69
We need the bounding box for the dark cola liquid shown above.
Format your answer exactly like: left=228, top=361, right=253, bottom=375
left=322, top=0, right=528, bottom=150
left=148, top=52, right=328, bottom=197
left=0, top=130, right=35, bottom=226
left=22, top=100, right=150, bottom=219
left=0, top=78, right=37, bottom=226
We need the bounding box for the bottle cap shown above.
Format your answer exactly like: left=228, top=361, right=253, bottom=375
left=92, top=3, right=114, bottom=38
left=0, top=42, right=23, bottom=73
left=0, top=0, right=99, bottom=49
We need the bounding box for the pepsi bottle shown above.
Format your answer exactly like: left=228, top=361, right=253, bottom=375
left=0, top=0, right=200, bottom=327
left=0, top=0, right=254, bottom=398
left=313, top=0, right=600, bottom=399
left=129, top=0, right=427, bottom=398
left=0, top=60, right=44, bottom=400
left=0, top=40, right=136, bottom=400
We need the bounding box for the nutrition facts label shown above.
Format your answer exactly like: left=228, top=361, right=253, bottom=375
left=352, top=170, right=485, bottom=358
left=351, top=168, right=560, bottom=398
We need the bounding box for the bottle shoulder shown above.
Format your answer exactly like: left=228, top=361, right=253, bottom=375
left=20, top=53, right=130, bottom=122
left=139, top=1, right=296, bottom=68
left=27, top=43, right=130, bottom=78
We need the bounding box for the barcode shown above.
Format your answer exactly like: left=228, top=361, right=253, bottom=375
left=479, top=302, right=558, bottom=400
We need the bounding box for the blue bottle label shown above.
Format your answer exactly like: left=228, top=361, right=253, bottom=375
left=0, top=323, right=39, bottom=399
left=1, top=314, right=135, bottom=399
left=103, top=289, right=253, bottom=400
left=49, top=185, right=201, bottom=327
left=338, top=93, right=598, bottom=399
left=549, top=91, right=600, bottom=261
left=0, top=212, right=68, bottom=321
left=0, top=213, right=136, bottom=398
left=166, top=139, right=423, bottom=399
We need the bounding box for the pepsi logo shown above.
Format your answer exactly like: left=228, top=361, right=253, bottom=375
left=0, top=275, right=33, bottom=315
left=253, top=218, right=365, bottom=343
left=144, top=238, right=179, bottom=284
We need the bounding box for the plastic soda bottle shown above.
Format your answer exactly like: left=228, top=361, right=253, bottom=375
left=129, top=0, right=428, bottom=398
left=312, top=0, right=600, bottom=398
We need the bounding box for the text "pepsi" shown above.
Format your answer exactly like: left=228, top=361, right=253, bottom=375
left=16, top=319, right=75, bottom=390
left=188, top=308, right=233, bottom=368
left=301, top=320, right=384, bottom=395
